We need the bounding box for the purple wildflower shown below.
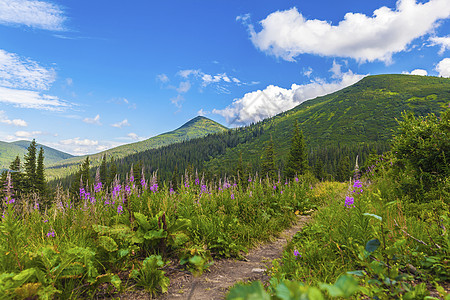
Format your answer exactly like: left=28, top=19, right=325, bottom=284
left=117, top=205, right=123, bottom=214
left=345, top=196, right=355, bottom=208
left=295, top=177, right=299, bottom=183
left=94, top=182, right=102, bottom=193
left=231, top=193, right=235, bottom=200
left=150, top=184, right=158, bottom=193
left=169, top=188, right=175, bottom=194
left=294, top=250, right=301, bottom=258
left=47, top=231, right=55, bottom=238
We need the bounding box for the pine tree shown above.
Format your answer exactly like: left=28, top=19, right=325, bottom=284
left=100, top=154, right=108, bottom=185
left=23, top=139, right=37, bottom=193
left=261, top=136, right=276, bottom=179
left=35, top=147, right=46, bottom=196
left=336, top=156, right=351, bottom=182
left=285, top=120, right=309, bottom=179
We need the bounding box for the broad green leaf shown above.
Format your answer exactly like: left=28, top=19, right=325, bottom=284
left=144, top=229, right=167, bottom=240
left=365, top=239, right=381, bottom=253
left=98, top=236, right=118, bottom=252
left=134, top=212, right=151, bottom=231
left=226, top=281, right=271, bottom=300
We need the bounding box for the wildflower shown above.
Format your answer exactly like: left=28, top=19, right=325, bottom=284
left=231, top=193, right=235, bottom=199
left=117, top=205, right=123, bottom=214
left=295, top=177, right=299, bottom=182
left=195, top=178, right=200, bottom=185
left=141, top=178, right=147, bottom=189
left=125, top=185, right=131, bottom=194
left=150, top=184, right=158, bottom=193
left=280, top=191, right=283, bottom=194
left=294, top=250, right=301, bottom=258
left=47, top=231, right=55, bottom=238
left=353, top=180, right=362, bottom=188
left=79, top=188, right=86, bottom=198
left=94, top=182, right=102, bottom=193
left=201, top=185, right=208, bottom=193
left=273, top=185, right=277, bottom=190
left=345, top=196, right=355, bottom=208
left=169, top=188, right=175, bottom=194
left=43, top=219, right=48, bottom=223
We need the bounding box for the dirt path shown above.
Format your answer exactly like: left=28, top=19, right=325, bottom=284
left=154, top=215, right=311, bottom=300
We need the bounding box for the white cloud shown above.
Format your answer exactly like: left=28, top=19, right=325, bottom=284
left=213, top=70, right=365, bottom=125
left=0, top=110, right=27, bottom=126
left=303, top=67, right=313, bottom=77
left=430, top=35, right=450, bottom=54
left=0, top=86, right=69, bottom=110
left=177, top=69, right=200, bottom=78
left=0, top=49, right=55, bottom=90
left=15, top=130, right=42, bottom=138
left=83, top=114, right=101, bottom=125
left=197, top=108, right=209, bottom=116
left=0, top=0, right=66, bottom=31
left=127, top=133, right=139, bottom=140
left=177, top=81, right=191, bottom=93
left=60, top=137, right=98, bottom=146
left=245, top=0, right=450, bottom=63
left=157, top=73, right=169, bottom=83
left=170, top=94, right=184, bottom=108
left=403, top=69, right=428, bottom=76
left=111, top=119, right=130, bottom=128
left=436, top=58, right=450, bottom=77
left=65, top=78, right=73, bottom=86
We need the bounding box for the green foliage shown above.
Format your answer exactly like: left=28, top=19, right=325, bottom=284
left=392, top=108, right=450, bottom=199
left=261, top=137, right=276, bottom=179
left=23, top=139, right=37, bottom=193
left=130, top=255, right=169, bottom=296
left=285, top=120, right=309, bottom=178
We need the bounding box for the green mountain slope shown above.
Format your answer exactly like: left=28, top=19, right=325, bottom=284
left=0, top=140, right=74, bottom=170
left=205, top=74, right=450, bottom=173
left=46, top=116, right=228, bottom=180
left=51, top=74, right=450, bottom=187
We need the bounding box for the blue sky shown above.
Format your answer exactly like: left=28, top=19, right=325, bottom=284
left=0, top=0, right=449, bottom=155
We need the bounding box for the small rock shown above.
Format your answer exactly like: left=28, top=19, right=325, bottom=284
left=251, top=268, right=266, bottom=273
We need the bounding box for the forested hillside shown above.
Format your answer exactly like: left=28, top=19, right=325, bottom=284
left=51, top=74, right=450, bottom=188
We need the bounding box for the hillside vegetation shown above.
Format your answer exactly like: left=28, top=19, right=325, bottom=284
left=51, top=74, right=449, bottom=188
left=0, top=140, right=73, bottom=171
left=45, top=116, right=228, bottom=180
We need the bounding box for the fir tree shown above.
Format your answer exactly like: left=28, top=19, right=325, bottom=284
left=108, top=157, right=117, bottom=187
left=35, top=147, right=46, bottom=196
left=336, top=156, right=351, bottom=182
left=23, top=139, right=37, bottom=193
left=261, top=136, right=276, bottom=179
left=285, top=120, right=309, bottom=179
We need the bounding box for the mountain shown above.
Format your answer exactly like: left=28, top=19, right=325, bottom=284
left=205, top=74, right=450, bottom=174
left=46, top=116, right=228, bottom=180
left=0, top=140, right=74, bottom=170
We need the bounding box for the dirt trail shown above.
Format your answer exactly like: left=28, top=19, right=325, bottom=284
left=155, top=215, right=311, bottom=300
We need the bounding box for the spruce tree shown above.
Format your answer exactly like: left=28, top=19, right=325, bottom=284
left=261, top=136, right=276, bottom=179
left=285, top=120, right=308, bottom=179
left=81, top=156, right=90, bottom=187
left=23, top=139, right=37, bottom=193
left=100, top=154, right=108, bottom=185
left=108, top=157, right=117, bottom=187
left=35, top=147, right=46, bottom=196
left=9, top=155, right=24, bottom=195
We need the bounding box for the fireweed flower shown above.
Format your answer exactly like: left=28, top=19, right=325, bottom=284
left=47, top=231, right=55, bottom=238
left=273, top=185, right=277, bottom=190
left=345, top=196, right=355, bottom=208
left=150, top=184, right=158, bottom=193
left=352, top=180, right=363, bottom=194
left=94, top=182, right=102, bottom=193
left=117, top=205, right=123, bottom=214
left=231, top=193, right=235, bottom=200
left=294, top=250, right=301, bottom=258
left=295, top=177, right=299, bottom=182
left=195, top=178, right=200, bottom=185
left=169, top=188, right=175, bottom=194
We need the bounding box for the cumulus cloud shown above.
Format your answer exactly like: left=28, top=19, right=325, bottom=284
left=111, top=119, right=130, bottom=128
left=0, top=0, right=66, bottom=31
left=0, top=49, right=55, bottom=90
left=0, top=86, right=69, bottom=110
left=15, top=130, right=42, bottom=138
left=430, top=36, right=450, bottom=54
left=436, top=58, right=450, bottom=77
left=177, top=81, right=191, bottom=93
left=0, top=110, right=27, bottom=126
left=213, top=68, right=366, bottom=125
left=197, top=108, right=209, bottom=116
left=245, top=0, right=450, bottom=63
left=402, top=69, right=428, bottom=76
left=83, top=114, right=101, bottom=125
left=170, top=94, right=184, bottom=109
left=177, top=69, right=245, bottom=88
left=60, top=137, right=98, bottom=146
